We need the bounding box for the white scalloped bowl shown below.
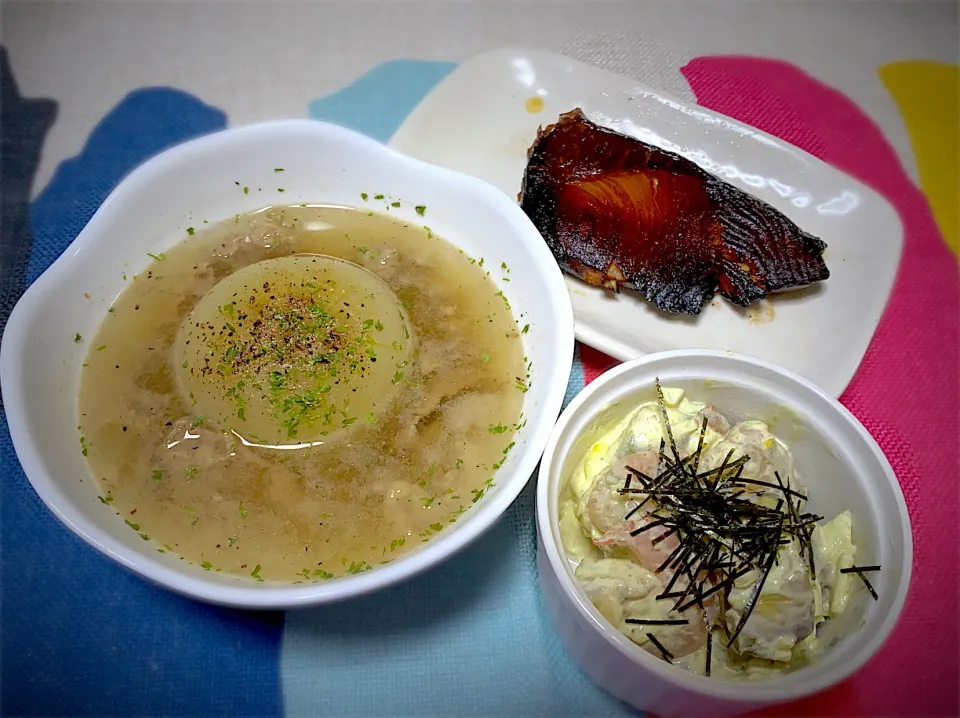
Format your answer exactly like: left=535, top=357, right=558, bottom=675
left=0, top=119, right=574, bottom=609
left=536, top=350, right=911, bottom=717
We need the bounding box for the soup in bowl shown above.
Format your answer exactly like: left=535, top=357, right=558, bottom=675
left=0, top=120, right=574, bottom=608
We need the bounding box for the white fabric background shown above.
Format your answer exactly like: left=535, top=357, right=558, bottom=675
left=3, top=0, right=958, bottom=196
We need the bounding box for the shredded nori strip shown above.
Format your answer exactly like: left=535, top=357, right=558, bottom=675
left=730, top=475, right=808, bottom=501
left=624, top=618, right=689, bottom=626
left=646, top=632, right=674, bottom=663
left=840, top=565, right=881, bottom=573
left=623, top=502, right=644, bottom=522
left=705, top=632, right=713, bottom=677
left=655, top=541, right=688, bottom=574
left=655, top=382, right=684, bottom=471
left=629, top=516, right=669, bottom=537
left=853, top=571, right=879, bottom=601
left=651, top=527, right=679, bottom=546
left=691, top=415, right=708, bottom=475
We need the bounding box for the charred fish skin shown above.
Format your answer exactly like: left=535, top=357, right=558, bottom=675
left=711, top=181, right=829, bottom=307
left=518, top=109, right=830, bottom=316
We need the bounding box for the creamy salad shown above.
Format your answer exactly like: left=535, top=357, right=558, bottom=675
left=559, top=384, right=865, bottom=680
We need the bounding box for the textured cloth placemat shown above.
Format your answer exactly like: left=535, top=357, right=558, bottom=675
left=2, top=36, right=958, bottom=718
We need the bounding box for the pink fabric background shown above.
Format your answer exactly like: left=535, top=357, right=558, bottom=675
left=579, top=56, right=959, bottom=717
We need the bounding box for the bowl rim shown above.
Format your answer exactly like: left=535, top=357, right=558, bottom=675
left=0, top=118, right=575, bottom=609
left=535, top=348, right=913, bottom=703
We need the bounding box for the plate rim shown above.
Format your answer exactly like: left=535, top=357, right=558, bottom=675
left=389, top=47, right=905, bottom=398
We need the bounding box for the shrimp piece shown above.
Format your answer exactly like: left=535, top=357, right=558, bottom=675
left=697, top=405, right=730, bottom=436
left=625, top=602, right=708, bottom=659
left=593, top=515, right=681, bottom=572
left=576, top=557, right=708, bottom=659
left=579, top=450, right=659, bottom=536
left=611, top=450, right=661, bottom=484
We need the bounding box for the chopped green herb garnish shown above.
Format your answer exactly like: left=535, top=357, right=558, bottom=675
left=186, top=227, right=195, bottom=236
left=374, top=193, right=384, bottom=200
left=74, top=333, right=82, bottom=343
left=251, top=564, right=263, bottom=579
left=521, top=324, right=530, bottom=334
left=415, top=205, right=426, bottom=216
left=243, top=186, right=249, bottom=194
left=152, top=469, right=163, bottom=482
left=313, top=568, right=333, bottom=579
left=421, top=496, right=435, bottom=508
left=185, top=466, right=198, bottom=481
left=97, top=494, right=114, bottom=505
left=201, top=561, right=213, bottom=570
left=228, top=536, right=238, bottom=547
left=239, top=502, right=248, bottom=520
left=124, top=519, right=140, bottom=531
left=361, top=192, right=368, bottom=201
left=191, top=415, right=205, bottom=427
left=274, top=168, right=284, bottom=172
left=347, top=561, right=371, bottom=574
left=389, top=537, right=407, bottom=552
left=96, top=345, right=107, bottom=352
left=488, top=423, right=508, bottom=434
left=390, top=201, right=400, bottom=208
left=481, top=353, right=490, bottom=362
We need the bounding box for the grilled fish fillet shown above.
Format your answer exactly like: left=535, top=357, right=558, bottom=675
left=519, top=109, right=830, bottom=315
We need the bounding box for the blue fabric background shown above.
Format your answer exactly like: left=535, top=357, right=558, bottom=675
left=1, top=59, right=284, bottom=716
left=1, top=52, right=621, bottom=718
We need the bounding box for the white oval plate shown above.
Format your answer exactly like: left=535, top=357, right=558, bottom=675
left=389, top=49, right=903, bottom=398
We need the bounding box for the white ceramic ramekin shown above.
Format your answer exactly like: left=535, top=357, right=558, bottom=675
left=536, top=350, right=911, bottom=717
left=0, top=119, right=574, bottom=609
